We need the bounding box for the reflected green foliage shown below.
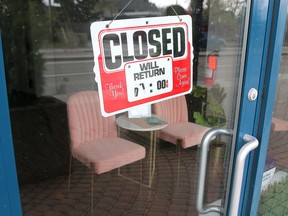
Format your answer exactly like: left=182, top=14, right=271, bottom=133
left=192, top=84, right=226, bottom=127
left=191, top=85, right=207, bottom=98
left=258, top=177, right=288, bottom=215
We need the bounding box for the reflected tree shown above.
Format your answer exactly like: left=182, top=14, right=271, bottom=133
left=191, top=0, right=204, bottom=86
left=58, top=0, right=102, bottom=22
left=51, top=0, right=105, bottom=46
left=0, top=0, right=48, bottom=106
left=165, top=0, right=205, bottom=86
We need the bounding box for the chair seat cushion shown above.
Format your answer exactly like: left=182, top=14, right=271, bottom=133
left=72, top=137, right=145, bottom=174
left=271, top=117, right=288, bottom=131
left=159, top=122, right=210, bottom=149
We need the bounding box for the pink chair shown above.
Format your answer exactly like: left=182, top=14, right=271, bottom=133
left=153, top=95, right=210, bottom=149
left=67, top=91, right=145, bottom=212
left=271, top=117, right=288, bottom=131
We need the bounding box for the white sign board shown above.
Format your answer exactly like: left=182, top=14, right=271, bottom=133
left=90, top=15, right=193, bottom=117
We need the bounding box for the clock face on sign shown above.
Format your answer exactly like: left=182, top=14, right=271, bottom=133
left=125, top=56, right=173, bottom=102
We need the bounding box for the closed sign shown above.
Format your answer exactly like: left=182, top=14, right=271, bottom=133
left=90, top=15, right=193, bottom=116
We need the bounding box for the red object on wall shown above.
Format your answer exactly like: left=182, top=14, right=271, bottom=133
left=205, top=52, right=218, bottom=86
left=208, top=55, right=217, bottom=70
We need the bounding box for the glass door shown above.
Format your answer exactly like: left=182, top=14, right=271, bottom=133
left=257, top=31, right=288, bottom=215
left=0, top=0, right=276, bottom=215
left=242, top=1, right=288, bottom=215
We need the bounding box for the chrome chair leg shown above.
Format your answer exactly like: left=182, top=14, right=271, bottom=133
left=176, top=140, right=181, bottom=188
left=68, top=154, right=73, bottom=189
left=140, top=159, right=143, bottom=191
left=91, top=164, right=94, bottom=215
left=118, top=160, right=144, bottom=187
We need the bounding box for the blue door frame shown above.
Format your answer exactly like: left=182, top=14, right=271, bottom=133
left=0, top=33, right=22, bottom=215
left=228, top=0, right=272, bottom=214
left=229, top=0, right=288, bottom=215
left=245, top=0, right=288, bottom=215
left=0, top=1, right=287, bottom=215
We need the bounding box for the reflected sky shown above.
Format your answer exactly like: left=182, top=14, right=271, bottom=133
left=42, top=0, right=192, bottom=11
left=148, top=0, right=191, bottom=10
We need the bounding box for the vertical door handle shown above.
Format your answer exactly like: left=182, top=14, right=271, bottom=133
left=229, top=134, right=258, bottom=216
left=197, top=128, right=233, bottom=214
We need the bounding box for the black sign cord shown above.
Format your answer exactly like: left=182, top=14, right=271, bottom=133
left=106, top=0, right=134, bottom=28
left=170, top=6, right=182, bottom=22
left=106, top=1, right=183, bottom=28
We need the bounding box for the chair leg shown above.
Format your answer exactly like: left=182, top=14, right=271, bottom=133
left=139, top=160, right=143, bottom=191
left=91, top=164, right=94, bottom=215
left=118, top=160, right=145, bottom=188
left=68, top=154, right=73, bottom=189
left=176, top=140, right=181, bottom=188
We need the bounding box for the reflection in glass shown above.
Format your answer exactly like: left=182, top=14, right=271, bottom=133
left=257, top=18, right=288, bottom=215
left=0, top=0, right=248, bottom=215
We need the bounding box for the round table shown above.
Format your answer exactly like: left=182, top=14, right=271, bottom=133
left=116, top=114, right=168, bottom=188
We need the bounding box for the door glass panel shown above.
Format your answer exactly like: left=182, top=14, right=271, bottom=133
left=0, top=0, right=248, bottom=215
left=257, top=14, right=288, bottom=216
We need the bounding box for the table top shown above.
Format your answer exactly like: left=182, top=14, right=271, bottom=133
left=116, top=114, right=168, bottom=132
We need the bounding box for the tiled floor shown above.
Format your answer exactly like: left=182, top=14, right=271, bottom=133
left=19, top=131, right=227, bottom=215
left=257, top=131, right=288, bottom=216
left=267, top=131, right=288, bottom=173
left=18, top=126, right=288, bottom=216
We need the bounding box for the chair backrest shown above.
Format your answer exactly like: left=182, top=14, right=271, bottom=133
left=153, top=95, right=188, bottom=124
left=67, top=91, right=117, bottom=148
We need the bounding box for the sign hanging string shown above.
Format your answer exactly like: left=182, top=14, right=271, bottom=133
left=170, top=6, right=183, bottom=22
left=106, top=1, right=183, bottom=28
left=106, top=0, right=134, bottom=28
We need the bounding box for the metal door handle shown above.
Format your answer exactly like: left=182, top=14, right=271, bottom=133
left=197, top=128, right=233, bottom=214
left=229, top=134, right=258, bottom=216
